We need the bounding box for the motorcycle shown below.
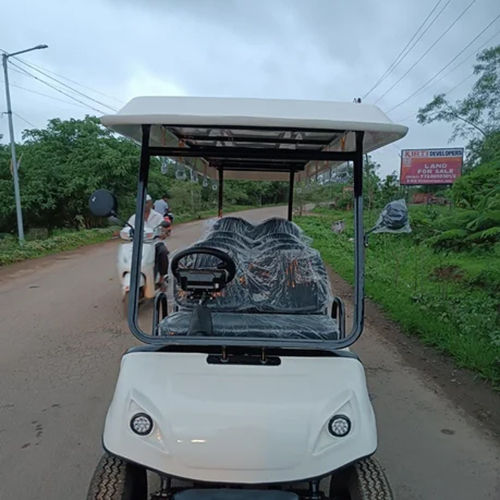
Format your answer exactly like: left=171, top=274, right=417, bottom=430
left=118, top=223, right=169, bottom=315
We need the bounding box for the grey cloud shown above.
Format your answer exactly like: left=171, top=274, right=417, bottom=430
left=2, top=0, right=498, bottom=175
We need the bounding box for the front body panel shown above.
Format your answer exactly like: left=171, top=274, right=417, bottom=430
left=103, top=352, right=376, bottom=483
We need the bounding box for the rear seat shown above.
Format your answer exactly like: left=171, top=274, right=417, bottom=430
left=160, top=311, right=339, bottom=340
left=163, top=216, right=336, bottom=339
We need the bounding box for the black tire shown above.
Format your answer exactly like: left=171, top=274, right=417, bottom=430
left=329, top=457, right=393, bottom=500
left=87, top=453, right=147, bottom=500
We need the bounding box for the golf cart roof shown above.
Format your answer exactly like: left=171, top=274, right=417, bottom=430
left=101, top=97, right=407, bottom=181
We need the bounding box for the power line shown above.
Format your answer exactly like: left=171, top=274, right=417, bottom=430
left=363, top=0, right=448, bottom=99
left=8, top=61, right=108, bottom=114
left=392, top=72, right=475, bottom=122
left=432, top=28, right=500, bottom=83
left=390, top=29, right=500, bottom=121
left=13, top=112, right=36, bottom=128
left=12, top=57, right=118, bottom=112
left=9, top=83, right=92, bottom=110
left=374, top=0, right=477, bottom=104
left=14, top=57, right=123, bottom=105
left=386, top=12, right=500, bottom=113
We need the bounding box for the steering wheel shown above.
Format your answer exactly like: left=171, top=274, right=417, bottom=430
left=171, top=246, right=237, bottom=285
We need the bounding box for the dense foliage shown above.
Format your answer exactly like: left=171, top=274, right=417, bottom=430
left=298, top=205, right=500, bottom=385
left=0, top=226, right=117, bottom=266
left=0, top=116, right=287, bottom=234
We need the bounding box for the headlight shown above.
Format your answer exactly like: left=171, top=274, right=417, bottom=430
left=130, top=413, right=153, bottom=435
left=328, top=415, right=351, bottom=437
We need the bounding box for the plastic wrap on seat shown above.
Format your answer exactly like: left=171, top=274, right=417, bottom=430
left=160, top=311, right=339, bottom=340
left=211, top=216, right=255, bottom=234
left=173, top=216, right=331, bottom=314
left=251, top=217, right=303, bottom=239
left=205, top=216, right=311, bottom=245
left=246, top=246, right=329, bottom=313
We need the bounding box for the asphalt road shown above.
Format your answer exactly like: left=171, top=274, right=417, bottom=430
left=0, top=205, right=498, bottom=499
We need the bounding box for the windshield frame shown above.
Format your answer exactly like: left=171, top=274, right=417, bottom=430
left=127, top=124, right=365, bottom=351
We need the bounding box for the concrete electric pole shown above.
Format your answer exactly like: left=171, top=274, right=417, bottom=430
left=2, top=44, right=48, bottom=244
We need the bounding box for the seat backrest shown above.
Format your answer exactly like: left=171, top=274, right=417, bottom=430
left=252, top=218, right=303, bottom=239
left=173, top=217, right=330, bottom=314
left=246, top=246, right=330, bottom=314
left=211, top=216, right=255, bottom=235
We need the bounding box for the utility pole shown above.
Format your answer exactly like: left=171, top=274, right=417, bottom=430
left=2, top=44, right=48, bottom=244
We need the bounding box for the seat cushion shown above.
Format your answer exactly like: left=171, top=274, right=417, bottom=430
left=159, top=311, right=339, bottom=340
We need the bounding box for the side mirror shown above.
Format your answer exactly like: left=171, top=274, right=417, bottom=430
left=89, top=189, right=117, bottom=217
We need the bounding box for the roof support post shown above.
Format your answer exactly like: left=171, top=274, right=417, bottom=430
left=217, top=167, right=224, bottom=218
left=348, top=130, right=365, bottom=342
left=288, top=170, right=295, bottom=221
left=128, top=124, right=151, bottom=342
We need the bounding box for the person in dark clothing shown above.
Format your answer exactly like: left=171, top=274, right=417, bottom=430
left=154, top=221, right=171, bottom=290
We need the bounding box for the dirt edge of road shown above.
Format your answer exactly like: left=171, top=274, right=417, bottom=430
left=328, top=269, right=500, bottom=441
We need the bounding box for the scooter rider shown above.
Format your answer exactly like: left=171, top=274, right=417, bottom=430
left=122, top=194, right=169, bottom=288
left=154, top=194, right=169, bottom=216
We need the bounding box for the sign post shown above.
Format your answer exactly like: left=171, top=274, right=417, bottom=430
left=400, top=148, right=463, bottom=185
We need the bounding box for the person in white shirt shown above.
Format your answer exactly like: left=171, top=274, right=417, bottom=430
left=126, top=194, right=164, bottom=229
left=122, top=194, right=169, bottom=286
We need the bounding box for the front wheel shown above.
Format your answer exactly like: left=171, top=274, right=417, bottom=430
left=87, top=453, right=147, bottom=500
left=329, top=457, right=393, bottom=500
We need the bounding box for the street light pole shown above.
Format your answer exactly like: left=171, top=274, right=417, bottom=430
left=2, top=44, right=48, bottom=245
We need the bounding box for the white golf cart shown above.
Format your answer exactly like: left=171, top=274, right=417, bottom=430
left=87, top=97, right=407, bottom=500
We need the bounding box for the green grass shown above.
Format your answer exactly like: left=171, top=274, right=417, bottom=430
left=0, top=227, right=119, bottom=266
left=297, top=207, right=500, bottom=386
left=0, top=204, right=281, bottom=267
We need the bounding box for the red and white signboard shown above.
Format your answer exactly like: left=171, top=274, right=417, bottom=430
left=400, top=148, right=463, bottom=185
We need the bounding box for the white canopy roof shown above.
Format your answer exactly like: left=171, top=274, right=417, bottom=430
left=101, top=97, right=407, bottom=181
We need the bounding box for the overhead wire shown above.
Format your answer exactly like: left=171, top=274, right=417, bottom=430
left=13, top=57, right=123, bottom=105
left=386, top=12, right=500, bottom=113
left=374, top=0, right=477, bottom=104
left=430, top=28, right=500, bottom=85
left=12, top=57, right=118, bottom=112
left=394, top=31, right=500, bottom=122
left=7, top=61, right=108, bottom=114
left=9, top=83, right=93, bottom=110
left=13, top=112, right=36, bottom=128
left=363, top=0, right=448, bottom=99
left=390, top=29, right=500, bottom=121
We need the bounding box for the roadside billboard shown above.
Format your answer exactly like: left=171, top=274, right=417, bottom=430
left=400, top=148, right=463, bottom=185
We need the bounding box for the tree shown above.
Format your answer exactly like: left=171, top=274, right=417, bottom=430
left=417, top=45, right=500, bottom=167
left=0, top=116, right=289, bottom=233
left=364, top=155, right=381, bottom=210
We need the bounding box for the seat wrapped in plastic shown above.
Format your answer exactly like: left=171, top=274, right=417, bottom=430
left=211, top=216, right=255, bottom=234
left=246, top=246, right=330, bottom=313
left=173, top=216, right=331, bottom=315
left=159, top=310, right=339, bottom=340
left=207, top=217, right=310, bottom=246
left=251, top=217, right=304, bottom=239
left=254, top=233, right=308, bottom=250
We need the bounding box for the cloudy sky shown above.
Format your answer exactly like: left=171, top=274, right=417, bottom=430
left=1, top=0, right=499, bottom=176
